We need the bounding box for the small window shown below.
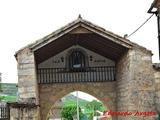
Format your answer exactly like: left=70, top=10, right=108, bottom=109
left=69, top=50, right=86, bottom=72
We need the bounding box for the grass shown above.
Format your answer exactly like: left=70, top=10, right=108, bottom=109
left=0, top=96, right=17, bottom=102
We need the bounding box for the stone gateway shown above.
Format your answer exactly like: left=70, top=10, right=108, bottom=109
left=11, top=14, right=160, bottom=120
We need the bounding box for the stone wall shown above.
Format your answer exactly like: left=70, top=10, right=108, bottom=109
left=10, top=107, right=38, bottom=120
left=153, top=64, right=160, bottom=116
left=17, top=48, right=38, bottom=100
left=117, top=48, right=157, bottom=120
left=39, top=82, right=116, bottom=120
left=16, top=48, right=40, bottom=120
left=116, top=50, right=131, bottom=120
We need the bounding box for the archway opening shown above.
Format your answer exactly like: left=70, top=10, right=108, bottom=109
left=46, top=91, right=112, bottom=120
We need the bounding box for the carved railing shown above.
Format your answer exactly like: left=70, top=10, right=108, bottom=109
left=37, top=66, right=116, bottom=84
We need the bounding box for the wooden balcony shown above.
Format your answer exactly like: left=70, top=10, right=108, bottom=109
left=37, top=66, right=116, bottom=84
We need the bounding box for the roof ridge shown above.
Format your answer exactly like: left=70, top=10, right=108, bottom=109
left=15, top=16, right=152, bottom=57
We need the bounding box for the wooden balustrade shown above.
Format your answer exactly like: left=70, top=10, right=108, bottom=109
left=37, top=66, right=116, bottom=84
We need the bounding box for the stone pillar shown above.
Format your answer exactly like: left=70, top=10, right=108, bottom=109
left=116, top=50, right=132, bottom=120
left=116, top=48, right=157, bottom=120
left=153, top=64, right=160, bottom=117
left=16, top=48, right=40, bottom=120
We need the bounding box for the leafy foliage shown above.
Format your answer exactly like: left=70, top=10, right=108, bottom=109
left=85, top=100, right=103, bottom=112
left=61, top=104, right=84, bottom=120
left=88, top=112, right=100, bottom=120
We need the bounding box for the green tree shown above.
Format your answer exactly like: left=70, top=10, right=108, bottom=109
left=88, top=112, right=100, bottom=120
left=85, top=100, right=103, bottom=112
left=61, top=104, right=84, bottom=120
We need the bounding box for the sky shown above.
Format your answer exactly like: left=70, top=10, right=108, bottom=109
left=71, top=91, right=98, bottom=102
left=0, top=0, right=159, bottom=84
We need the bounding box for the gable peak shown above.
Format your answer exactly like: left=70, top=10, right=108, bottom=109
left=78, top=14, right=82, bottom=20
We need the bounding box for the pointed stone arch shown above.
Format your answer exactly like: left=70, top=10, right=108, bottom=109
left=39, top=82, right=116, bottom=120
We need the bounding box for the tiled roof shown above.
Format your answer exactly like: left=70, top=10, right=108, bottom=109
left=15, top=15, right=152, bottom=57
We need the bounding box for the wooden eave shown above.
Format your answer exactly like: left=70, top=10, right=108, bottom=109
left=15, top=16, right=152, bottom=64
left=31, top=19, right=133, bottom=52
left=34, top=32, right=130, bottom=64
left=15, top=17, right=134, bottom=55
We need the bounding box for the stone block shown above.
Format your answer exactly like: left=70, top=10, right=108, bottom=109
left=18, top=55, right=34, bottom=64
left=17, top=50, right=35, bottom=64
left=18, top=63, right=35, bottom=69
left=141, top=55, right=152, bottom=61
left=19, top=92, right=36, bottom=99
left=26, top=86, right=36, bottom=92
left=154, top=72, right=160, bottom=79
left=18, top=68, right=35, bottom=76
left=18, top=87, right=26, bottom=94
left=155, top=78, right=160, bottom=83
left=19, top=75, right=36, bottom=82
left=18, top=80, right=36, bottom=87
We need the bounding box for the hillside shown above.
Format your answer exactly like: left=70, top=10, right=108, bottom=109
left=0, top=83, right=18, bottom=97
left=62, top=94, right=106, bottom=113
left=62, top=94, right=88, bottom=103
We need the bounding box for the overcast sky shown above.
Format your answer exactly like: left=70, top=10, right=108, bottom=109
left=71, top=91, right=98, bottom=102
left=0, top=0, right=159, bottom=84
